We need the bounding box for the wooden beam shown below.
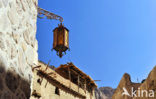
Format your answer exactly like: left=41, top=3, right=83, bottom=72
left=68, top=67, right=71, bottom=88
left=32, top=65, right=41, bottom=71
left=43, top=60, right=51, bottom=72
left=78, top=75, right=80, bottom=92
left=70, top=68, right=86, bottom=80
left=84, top=79, right=86, bottom=93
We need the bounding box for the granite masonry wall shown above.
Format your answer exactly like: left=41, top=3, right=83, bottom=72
left=0, top=0, right=38, bottom=98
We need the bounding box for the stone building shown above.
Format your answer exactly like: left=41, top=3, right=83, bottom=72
left=31, top=61, right=97, bottom=99
left=0, top=0, right=97, bottom=99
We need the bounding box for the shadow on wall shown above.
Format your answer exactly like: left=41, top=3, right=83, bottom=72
left=0, top=62, right=30, bottom=99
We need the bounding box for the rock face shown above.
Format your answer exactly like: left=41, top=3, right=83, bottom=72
left=95, top=87, right=115, bottom=99
left=0, top=0, right=38, bottom=98
left=112, top=66, right=156, bottom=99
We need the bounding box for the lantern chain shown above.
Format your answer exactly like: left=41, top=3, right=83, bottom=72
left=37, top=7, right=63, bottom=23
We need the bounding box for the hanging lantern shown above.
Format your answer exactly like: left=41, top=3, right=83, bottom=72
left=52, top=23, right=69, bottom=58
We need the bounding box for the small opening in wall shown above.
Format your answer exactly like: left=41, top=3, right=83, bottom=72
left=37, top=78, right=41, bottom=85
left=55, top=87, right=60, bottom=95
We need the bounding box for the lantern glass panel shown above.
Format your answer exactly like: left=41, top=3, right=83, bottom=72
left=57, top=30, right=64, bottom=45
left=64, top=29, right=69, bottom=47
left=53, top=29, right=57, bottom=48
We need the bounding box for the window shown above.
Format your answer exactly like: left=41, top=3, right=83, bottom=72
left=55, top=87, right=60, bottom=95
left=37, top=78, right=41, bottom=85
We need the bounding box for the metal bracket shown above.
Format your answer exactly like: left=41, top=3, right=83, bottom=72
left=37, top=7, right=63, bottom=23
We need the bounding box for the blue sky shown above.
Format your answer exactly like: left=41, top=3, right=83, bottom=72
left=37, top=0, right=156, bottom=88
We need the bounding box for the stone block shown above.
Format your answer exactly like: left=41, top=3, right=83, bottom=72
left=15, top=0, right=25, bottom=15
left=15, top=89, right=27, bottom=99
left=1, top=90, right=12, bottom=99
left=18, top=48, right=27, bottom=74
left=0, top=76, right=4, bottom=91
left=0, top=54, right=7, bottom=74
left=21, top=41, right=27, bottom=52
left=0, top=1, right=3, bottom=8
left=2, top=0, right=9, bottom=7
left=5, top=68, right=20, bottom=93
left=20, top=79, right=30, bottom=99
left=0, top=13, right=11, bottom=32
left=12, top=32, right=20, bottom=44
left=7, top=2, right=19, bottom=25
left=10, top=44, right=17, bottom=59
left=0, top=40, right=5, bottom=51
left=23, top=29, right=30, bottom=45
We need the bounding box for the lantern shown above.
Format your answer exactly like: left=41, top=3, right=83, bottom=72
left=52, top=23, right=69, bottom=58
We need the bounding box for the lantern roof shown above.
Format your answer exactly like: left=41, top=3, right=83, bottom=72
left=53, top=23, right=69, bottom=32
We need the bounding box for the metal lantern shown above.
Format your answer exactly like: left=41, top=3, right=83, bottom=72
left=52, top=23, right=69, bottom=58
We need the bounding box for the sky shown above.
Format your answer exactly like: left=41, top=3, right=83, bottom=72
left=37, top=0, right=156, bottom=88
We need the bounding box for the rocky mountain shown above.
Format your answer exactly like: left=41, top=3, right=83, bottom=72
left=95, top=87, right=115, bottom=99
left=112, top=66, right=156, bottom=99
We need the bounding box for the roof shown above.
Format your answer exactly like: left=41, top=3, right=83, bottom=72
left=55, top=62, right=97, bottom=88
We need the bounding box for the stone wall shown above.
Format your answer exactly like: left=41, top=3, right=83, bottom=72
left=31, top=68, right=81, bottom=99
left=0, top=0, right=38, bottom=98
left=30, top=62, right=96, bottom=99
